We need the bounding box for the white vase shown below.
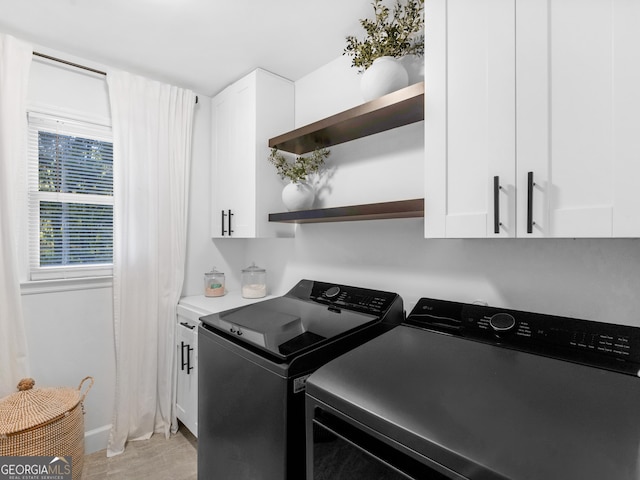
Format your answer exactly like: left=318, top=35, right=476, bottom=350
left=360, top=56, right=409, bottom=102
left=282, top=182, right=315, bottom=211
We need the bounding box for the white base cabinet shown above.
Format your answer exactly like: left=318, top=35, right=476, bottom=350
left=426, top=0, right=640, bottom=238
left=176, top=315, right=198, bottom=437
left=211, top=69, right=294, bottom=238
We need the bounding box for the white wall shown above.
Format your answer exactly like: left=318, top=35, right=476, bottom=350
left=245, top=55, right=640, bottom=327
left=21, top=285, right=115, bottom=454
left=247, top=221, right=640, bottom=326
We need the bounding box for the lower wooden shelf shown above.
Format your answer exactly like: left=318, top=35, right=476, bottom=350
left=268, top=198, right=424, bottom=224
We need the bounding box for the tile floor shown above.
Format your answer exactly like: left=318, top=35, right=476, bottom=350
left=82, top=425, right=197, bottom=479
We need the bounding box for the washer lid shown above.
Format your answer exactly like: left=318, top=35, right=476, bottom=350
left=307, top=325, right=640, bottom=480
left=201, top=296, right=377, bottom=360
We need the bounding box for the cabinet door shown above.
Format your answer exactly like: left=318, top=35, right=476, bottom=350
left=176, top=320, right=198, bottom=437
left=517, top=0, right=640, bottom=237
left=211, top=76, right=257, bottom=238
left=425, top=0, right=516, bottom=238
left=211, top=70, right=294, bottom=239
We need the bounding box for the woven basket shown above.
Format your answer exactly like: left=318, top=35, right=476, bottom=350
left=0, top=377, right=93, bottom=480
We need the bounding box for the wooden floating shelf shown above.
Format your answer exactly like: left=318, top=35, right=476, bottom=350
left=268, top=82, right=425, bottom=155
left=268, top=198, right=424, bottom=224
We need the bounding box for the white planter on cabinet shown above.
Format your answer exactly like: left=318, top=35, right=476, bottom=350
left=360, top=56, right=409, bottom=102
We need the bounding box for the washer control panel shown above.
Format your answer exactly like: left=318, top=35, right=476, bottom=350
left=290, top=279, right=398, bottom=316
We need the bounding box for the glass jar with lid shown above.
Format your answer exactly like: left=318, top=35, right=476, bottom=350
left=204, top=267, right=225, bottom=297
left=241, top=262, right=267, bottom=299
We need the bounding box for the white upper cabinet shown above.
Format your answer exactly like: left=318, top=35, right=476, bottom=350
left=425, top=0, right=516, bottom=238
left=426, top=0, right=640, bottom=238
left=517, top=0, right=640, bottom=237
left=211, top=69, right=294, bottom=238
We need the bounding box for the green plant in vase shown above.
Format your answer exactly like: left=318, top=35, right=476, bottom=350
left=268, top=147, right=330, bottom=211
left=344, top=0, right=425, bottom=72
left=344, top=0, right=424, bottom=100
left=268, top=147, right=330, bottom=183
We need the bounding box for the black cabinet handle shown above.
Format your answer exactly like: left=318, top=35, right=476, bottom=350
left=180, top=321, right=195, bottom=330
left=186, top=344, right=194, bottom=374
left=221, top=210, right=227, bottom=236
left=180, top=341, right=194, bottom=374
left=221, top=209, right=234, bottom=236
left=527, top=172, right=535, bottom=234
left=493, top=176, right=501, bottom=234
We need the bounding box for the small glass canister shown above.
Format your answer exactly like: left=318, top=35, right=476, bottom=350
left=241, top=262, right=267, bottom=299
left=204, top=267, right=225, bottom=297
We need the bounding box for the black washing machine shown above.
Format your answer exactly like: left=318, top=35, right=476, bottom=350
left=197, top=279, right=404, bottom=480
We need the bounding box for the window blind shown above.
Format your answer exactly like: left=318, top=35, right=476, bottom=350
left=27, top=112, right=114, bottom=280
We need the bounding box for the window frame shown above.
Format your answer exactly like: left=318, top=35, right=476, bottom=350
left=27, top=110, right=114, bottom=281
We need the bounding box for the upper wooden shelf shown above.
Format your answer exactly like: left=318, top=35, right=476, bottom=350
left=268, top=82, right=425, bottom=155
left=268, top=198, right=424, bottom=224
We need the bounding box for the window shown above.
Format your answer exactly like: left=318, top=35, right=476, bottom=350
left=27, top=112, right=113, bottom=280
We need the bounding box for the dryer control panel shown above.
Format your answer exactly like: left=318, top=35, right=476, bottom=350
left=407, top=298, right=640, bottom=376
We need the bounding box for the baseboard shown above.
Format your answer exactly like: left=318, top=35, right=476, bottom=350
left=85, top=424, right=111, bottom=454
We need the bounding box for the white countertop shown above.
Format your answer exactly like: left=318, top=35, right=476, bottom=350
left=177, top=291, right=275, bottom=322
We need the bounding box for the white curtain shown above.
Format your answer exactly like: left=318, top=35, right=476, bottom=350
left=0, top=34, right=32, bottom=399
left=106, top=69, right=195, bottom=456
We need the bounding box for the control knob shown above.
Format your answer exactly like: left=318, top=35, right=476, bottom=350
left=324, top=286, right=341, bottom=299
left=489, top=313, right=516, bottom=332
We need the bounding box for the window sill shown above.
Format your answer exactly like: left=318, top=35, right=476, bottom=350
left=20, top=276, right=113, bottom=295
